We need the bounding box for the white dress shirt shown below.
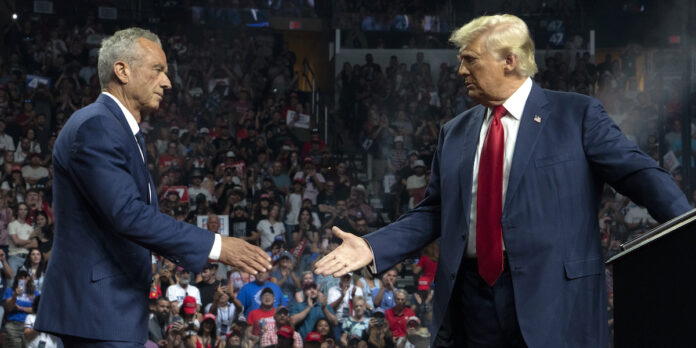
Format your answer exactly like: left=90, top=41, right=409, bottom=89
left=466, top=78, right=533, bottom=258
left=101, top=92, right=222, bottom=260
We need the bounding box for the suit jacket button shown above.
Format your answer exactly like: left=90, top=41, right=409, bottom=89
left=461, top=234, right=466, bottom=240
left=450, top=273, right=455, bottom=280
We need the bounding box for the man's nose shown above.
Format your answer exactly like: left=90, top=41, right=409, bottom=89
left=162, top=74, right=172, bottom=90
left=458, top=61, right=469, bottom=75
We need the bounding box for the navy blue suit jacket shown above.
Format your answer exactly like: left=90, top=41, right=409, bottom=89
left=35, top=94, right=215, bottom=343
left=365, top=83, right=691, bottom=347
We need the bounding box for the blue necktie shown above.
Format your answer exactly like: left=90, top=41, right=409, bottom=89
left=135, top=131, right=151, bottom=204
left=135, top=131, right=147, bottom=166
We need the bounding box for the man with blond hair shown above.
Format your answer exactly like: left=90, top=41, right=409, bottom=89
left=316, top=14, right=690, bottom=347
left=35, top=27, right=271, bottom=347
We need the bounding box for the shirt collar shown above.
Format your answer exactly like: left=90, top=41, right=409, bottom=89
left=101, top=92, right=140, bottom=136
left=488, top=77, right=533, bottom=120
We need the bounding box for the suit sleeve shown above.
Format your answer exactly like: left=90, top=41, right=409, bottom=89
left=68, top=115, right=215, bottom=271
left=364, top=127, right=444, bottom=273
left=582, top=98, right=691, bottom=222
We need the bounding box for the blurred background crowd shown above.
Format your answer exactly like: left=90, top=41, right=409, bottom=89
left=0, top=0, right=694, bottom=347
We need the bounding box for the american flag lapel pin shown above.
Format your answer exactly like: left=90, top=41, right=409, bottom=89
left=533, top=115, right=542, bottom=123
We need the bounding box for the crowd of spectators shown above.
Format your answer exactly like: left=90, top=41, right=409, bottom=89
left=0, top=3, right=694, bottom=348
left=0, top=8, right=438, bottom=348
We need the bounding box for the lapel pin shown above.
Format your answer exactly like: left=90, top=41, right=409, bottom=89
left=533, top=115, right=542, bottom=123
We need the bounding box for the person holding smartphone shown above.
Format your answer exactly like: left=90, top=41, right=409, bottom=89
left=3, top=270, right=38, bottom=348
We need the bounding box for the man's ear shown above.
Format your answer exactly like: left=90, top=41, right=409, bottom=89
left=503, top=53, right=518, bottom=74
left=113, top=61, right=130, bottom=84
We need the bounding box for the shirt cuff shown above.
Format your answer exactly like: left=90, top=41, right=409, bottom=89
left=362, top=237, right=378, bottom=274
left=208, top=234, right=222, bottom=260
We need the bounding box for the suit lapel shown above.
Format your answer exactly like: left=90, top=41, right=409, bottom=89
left=95, top=94, right=154, bottom=206
left=458, top=105, right=486, bottom=226
left=504, top=83, right=551, bottom=211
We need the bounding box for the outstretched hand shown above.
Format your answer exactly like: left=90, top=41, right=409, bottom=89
left=313, top=226, right=374, bottom=277
left=218, top=236, right=272, bottom=275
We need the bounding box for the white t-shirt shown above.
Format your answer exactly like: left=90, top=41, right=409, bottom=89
left=0, top=134, right=15, bottom=152
left=21, top=165, right=49, bottom=181
left=24, top=314, right=61, bottom=348
left=406, top=174, right=427, bottom=209
left=327, top=284, right=363, bottom=320
left=624, top=204, right=657, bottom=226
left=166, top=283, right=202, bottom=306
left=257, top=220, right=285, bottom=250
left=8, top=220, right=33, bottom=256
left=284, top=193, right=303, bottom=225
left=293, top=171, right=325, bottom=204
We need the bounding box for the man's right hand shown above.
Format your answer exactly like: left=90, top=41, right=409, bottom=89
left=381, top=273, right=393, bottom=289
left=218, top=236, right=271, bottom=275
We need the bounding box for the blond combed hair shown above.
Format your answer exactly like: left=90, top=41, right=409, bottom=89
left=450, top=14, right=538, bottom=77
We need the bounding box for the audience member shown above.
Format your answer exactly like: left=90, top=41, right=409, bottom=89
left=247, top=287, right=277, bottom=336
left=237, top=270, right=286, bottom=317
left=206, top=287, right=241, bottom=337
left=257, top=202, right=286, bottom=250
left=195, top=262, right=221, bottom=312
left=327, top=273, right=364, bottom=321
left=384, top=290, right=415, bottom=339
left=3, top=270, right=39, bottom=348
left=290, top=281, right=337, bottom=339
left=23, top=295, right=61, bottom=348
left=259, top=306, right=303, bottom=348
left=340, top=295, right=371, bottom=345
left=7, top=203, right=36, bottom=273
left=148, top=297, right=170, bottom=345
left=372, top=269, right=398, bottom=312
left=166, top=268, right=202, bottom=309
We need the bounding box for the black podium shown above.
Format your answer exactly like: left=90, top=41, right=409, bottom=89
left=606, top=208, right=696, bottom=348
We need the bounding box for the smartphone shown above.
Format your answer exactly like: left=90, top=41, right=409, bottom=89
left=18, top=279, right=25, bottom=291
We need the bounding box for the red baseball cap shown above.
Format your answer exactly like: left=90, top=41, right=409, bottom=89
left=305, top=332, right=322, bottom=342
left=278, top=325, right=294, bottom=338
left=203, top=313, right=216, bottom=322
left=417, top=276, right=432, bottom=291
left=182, top=296, right=197, bottom=314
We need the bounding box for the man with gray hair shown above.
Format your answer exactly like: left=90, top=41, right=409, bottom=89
left=384, top=289, right=415, bottom=340
left=35, top=28, right=272, bottom=347
left=316, top=14, right=690, bottom=347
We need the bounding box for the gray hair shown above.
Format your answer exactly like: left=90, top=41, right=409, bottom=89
left=97, top=27, right=162, bottom=89
left=394, top=289, right=408, bottom=298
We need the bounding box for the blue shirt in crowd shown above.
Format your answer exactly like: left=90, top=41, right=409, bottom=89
left=372, top=288, right=395, bottom=311
left=290, top=300, right=335, bottom=339
left=237, top=281, right=287, bottom=317
left=3, top=287, right=39, bottom=323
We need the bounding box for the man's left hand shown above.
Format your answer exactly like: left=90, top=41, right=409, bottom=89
left=314, top=227, right=373, bottom=277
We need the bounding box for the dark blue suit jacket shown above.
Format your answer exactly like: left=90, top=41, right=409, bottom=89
left=35, top=94, right=215, bottom=343
left=365, top=83, right=691, bottom=347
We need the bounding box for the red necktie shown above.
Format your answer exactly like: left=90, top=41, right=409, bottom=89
left=476, top=105, right=506, bottom=286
